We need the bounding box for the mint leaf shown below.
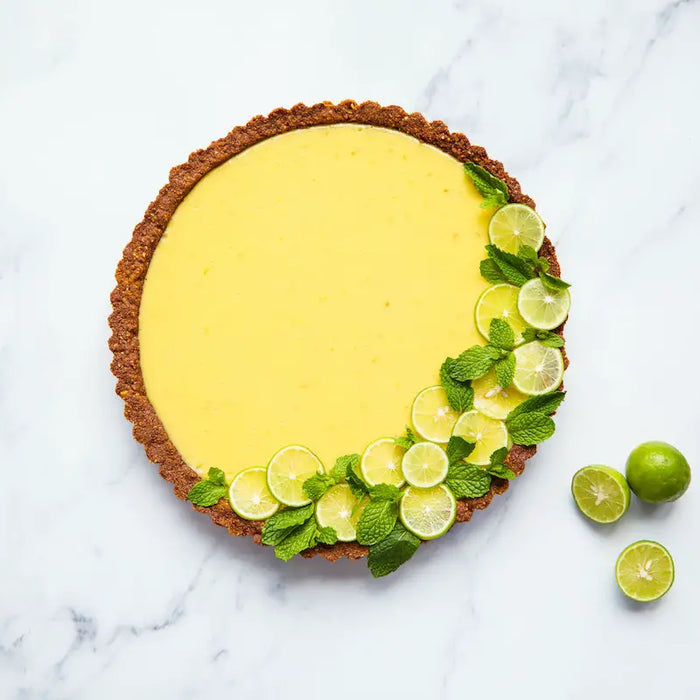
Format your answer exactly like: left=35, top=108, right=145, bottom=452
left=480, top=258, right=509, bottom=284
left=395, top=426, right=419, bottom=450
left=486, top=245, right=536, bottom=286
left=330, top=454, right=359, bottom=482
left=346, top=464, right=369, bottom=499
left=507, top=391, right=566, bottom=420
left=367, top=521, right=421, bottom=578
left=187, top=480, right=227, bottom=507
left=507, top=412, right=555, bottom=445
left=206, top=467, right=227, bottom=487
left=446, top=436, right=475, bottom=465
left=521, top=328, right=564, bottom=348
left=489, top=318, right=515, bottom=351
left=440, top=358, right=474, bottom=412
left=494, top=352, right=515, bottom=388
left=450, top=346, right=497, bottom=381
left=356, top=500, right=398, bottom=545
left=315, top=526, right=338, bottom=545
left=445, top=463, right=492, bottom=499
left=274, top=517, right=318, bottom=562
left=303, top=473, right=336, bottom=501
left=539, top=271, right=571, bottom=292
left=260, top=504, right=314, bottom=545
left=368, top=483, right=402, bottom=503
left=486, top=464, right=516, bottom=480
left=517, top=245, right=539, bottom=264
left=463, top=162, right=509, bottom=209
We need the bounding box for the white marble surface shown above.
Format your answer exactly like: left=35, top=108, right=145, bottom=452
left=2, top=0, right=699, bottom=697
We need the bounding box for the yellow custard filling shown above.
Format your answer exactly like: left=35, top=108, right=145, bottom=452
left=139, top=124, right=490, bottom=480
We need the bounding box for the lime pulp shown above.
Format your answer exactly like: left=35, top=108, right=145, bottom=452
left=475, top=284, right=529, bottom=344
left=360, top=438, right=406, bottom=487
left=616, top=540, right=674, bottom=602
left=517, top=278, right=570, bottom=331
left=401, top=441, right=449, bottom=488
left=452, top=410, right=509, bottom=465
left=411, top=385, right=460, bottom=443
left=315, top=483, right=363, bottom=542
left=266, top=445, right=324, bottom=507
left=399, top=484, right=457, bottom=539
left=488, top=203, right=545, bottom=254
left=571, top=466, right=630, bottom=524
left=512, top=341, right=564, bottom=395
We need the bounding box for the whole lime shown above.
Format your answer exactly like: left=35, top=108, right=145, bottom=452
left=625, top=441, right=691, bottom=503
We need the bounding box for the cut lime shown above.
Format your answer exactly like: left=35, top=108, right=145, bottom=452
left=571, top=466, right=630, bottom=524
left=475, top=284, right=529, bottom=344
left=402, top=442, right=449, bottom=488
left=316, top=483, right=363, bottom=542
left=228, top=467, right=280, bottom=520
left=517, top=278, right=570, bottom=331
left=488, top=203, right=545, bottom=254
left=411, top=386, right=460, bottom=443
left=267, top=445, right=324, bottom=507
left=616, top=541, right=674, bottom=602
left=472, top=369, right=528, bottom=420
left=360, top=438, right=406, bottom=487
left=512, top=341, right=564, bottom=395
left=399, top=484, right=457, bottom=540
left=452, top=410, right=509, bottom=465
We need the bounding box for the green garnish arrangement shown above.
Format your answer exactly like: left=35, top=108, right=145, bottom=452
left=187, top=161, right=570, bottom=577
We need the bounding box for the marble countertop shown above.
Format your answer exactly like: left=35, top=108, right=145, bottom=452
left=2, top=0, right=699, bottom=697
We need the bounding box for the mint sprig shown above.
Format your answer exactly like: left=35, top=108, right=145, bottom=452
left=445, top=463, right=492, bottom=499
left=448, top=319, right=516, bottom=385
left=440, top=357, right=475, bottom=411
left=261, top=503, right=339, bottom=560
left=506, top=391, right=566, bottom=445
left=463, top=162, right=509, bottom=209
left=367, top=522, right=421, bottom=578
left=480, top=245, right=536, bottom=286
left=484, top=447, right=516, bottom=480
left=302, top=453, right=360, bottom=501
left=445, top=435, right=475, bottom=465
left=521, top=328, right=564, bottom=348
left=356, top=485, right=401, bottom=546
left=395, top=427, right=419, bottom=450
left=261, top=503, right=314, bottom=546
left=186, top=467, right=228, bottom=507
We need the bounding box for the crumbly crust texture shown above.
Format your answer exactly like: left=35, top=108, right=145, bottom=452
left=109, top=100, right=566, bottom=562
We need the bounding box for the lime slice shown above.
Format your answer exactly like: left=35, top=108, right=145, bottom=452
left=517, top=278, right=570, bottom=331
left=267, top=445, right=324, bottom=507
left=316, top=483, right=363, bottom=542
left=401, top=442, right=449, bottom=488
left=488, top=203, right=545, bottom=254
left=452, top=410, right=509, bottom=465
left=571, top=466, right=630, bottom=524
left=411, top=386, right=460, bottom=443
left=616, top=541, right=675, bottom=602
left=399, top=484, right=457, bottom=540
left=360, top=438, right=406, bottom=487
left=472, top=369, right=528, bottom=420
left=229, top=467, right=280, bottom=520
left=512, top=341, right=564, bottom=395
left=475, top=284, right=529, bottom=344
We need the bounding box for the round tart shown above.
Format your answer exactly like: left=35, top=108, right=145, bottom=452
left=109, top=101, right=568, bottom=571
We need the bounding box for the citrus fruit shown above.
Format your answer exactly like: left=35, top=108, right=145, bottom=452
left=401, top=441, right=449, bottom=488
left=452, top=410, right=509, bottom=465
left=517, top=277, right=570, bottom=331
left=475, top=284, right=529, bottom=344
left=266, top=445, right=324, bottom=507
left=571, top=466, right=630, bottom=524
left=411, top=386, right=460, bottom=443
left=228, top=467, right=280, bottom=520
left=472, top=369, right=528, bottom=420
left=615, top=540, right=675, bottom=602
left=512, top=341, right=564, bottom=395
left=399, top=484, right=457, bottom=540
left=360, top=438, right=406, bottom=487
left=315, top=483, right=363, bottom=541
left=625, top=441, right=691, bottom=503
left=488, top=203, right=545, bottom=254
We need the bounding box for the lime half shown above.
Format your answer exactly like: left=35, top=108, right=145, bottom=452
left=402, top=442, right=449, bottom=488
left=616, top=541, right=674, bottom=602
left=229, top=467, right=280, bottom=520
left=399, top=484, right=457, bottom=540
left=488, top=203, right=545, bottom=254
left=316, top=484, right=363, bottom=542
left=512, top=342, right=564, bottom=395
left=452, top=410, right=509, bottom=465
left=518, top=278, right=570, bottom=331
left=475, top=284, right=529, bottom=344
left=472, top=369, right=528, bottom=420
left=411, top=386, right=460, bottom=443
left=267, top=445, right=324, bottom=507
left=361, top=438, right=406, bottom=487
left=571, top=466, right=630, bottom=524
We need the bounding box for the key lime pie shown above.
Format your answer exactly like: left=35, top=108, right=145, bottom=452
left=110, top=101, right=569, bottom=576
